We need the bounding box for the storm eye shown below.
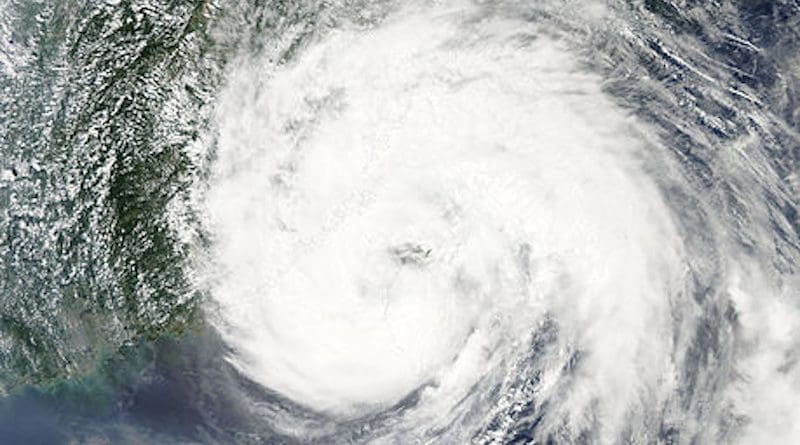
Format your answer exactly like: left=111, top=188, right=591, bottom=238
left=388, top=243, right=433, bottom=267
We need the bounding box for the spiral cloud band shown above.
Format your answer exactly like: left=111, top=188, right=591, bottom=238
left=201, top=1, right=800, bottom=443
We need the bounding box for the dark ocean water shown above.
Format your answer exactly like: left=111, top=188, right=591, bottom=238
left=1, top=1, right=799, bottom=444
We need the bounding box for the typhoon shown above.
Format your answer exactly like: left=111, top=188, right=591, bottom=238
left=0, top=1, right=799, bottom=444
